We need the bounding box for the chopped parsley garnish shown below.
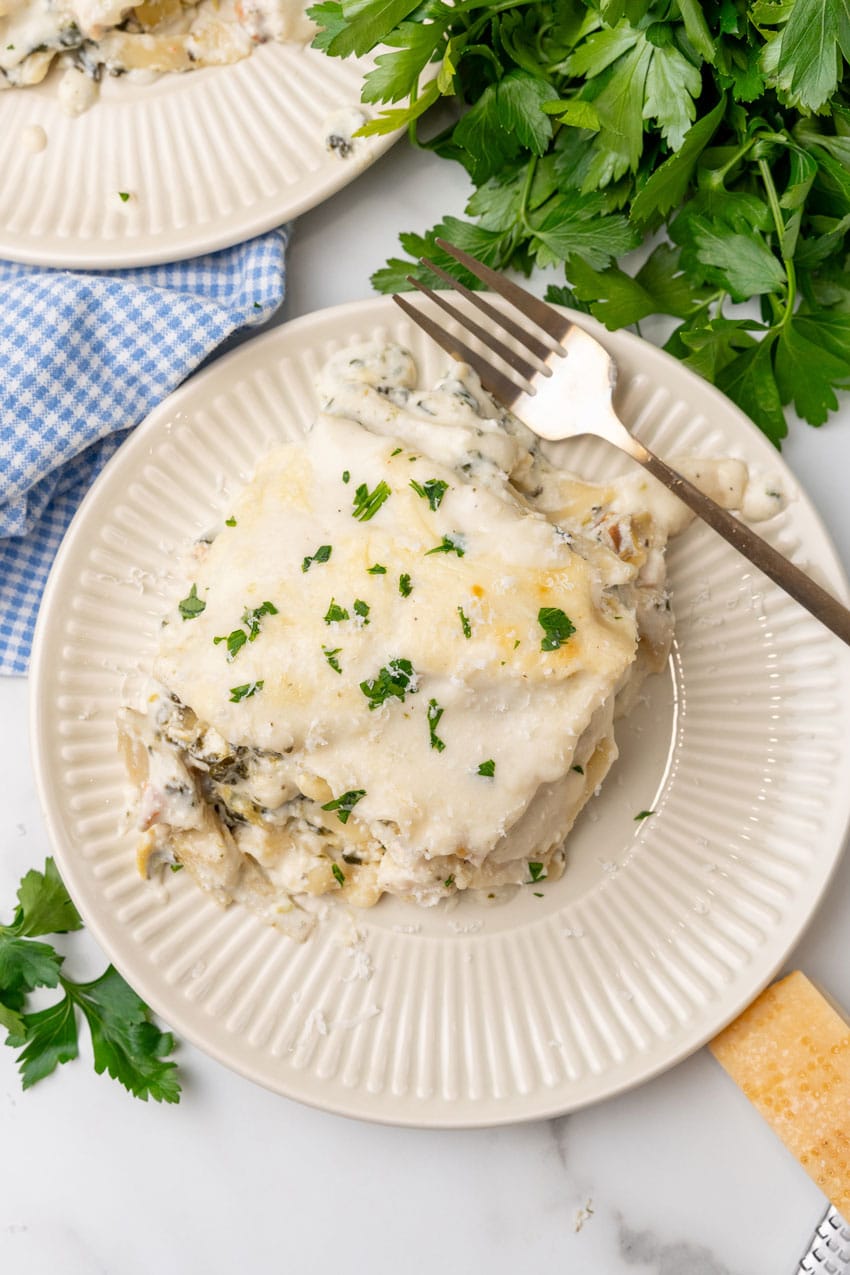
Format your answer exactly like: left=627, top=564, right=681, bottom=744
left=477, top=759, right=495, bottom=778
left=331, top=863, right=346, bottom=886
left=572, top=764, right=584, bottom=775
left=178, top=583, right=205, bottom=621
left=635, top=810, right=655, bottom=821
left=302, top=544, right=332, bottom=573
left=513, top=639, right=521, bottom=649
left=538, top=607, right=576, bottom=652
left=229, top=680, right=264, bottom=703
left=321, top=790, right=366, bottom=824
left=353, top=599, right=370, bottom=625
left=444, top=875, right=455, bottom=888
left=213, top=629, right=248, bottom=661
left=342, top=470, right=350, bottom=484
left=527, top=862, right=546, bottom=884
left=390, top=447, right=403, bottom=456
left=253, top=302, right=262, bottom=310
left=352, top=479, right=391, bottom=521
left=533, top=892, right=544, bottom=898
left=367, top=563, right=387, bottom=574
left=342, top=853, right=362, bottom=865
left=242, top=601, right=278, bottom=640
left=322, top=646, right=342, bottom=674
left=324, top=598, right=350, bottom=624
left=425, top=533, right=465, bottom=558
left=214, top=600, right=277, bottom=659
left=458, top=606, right=471, bottom=639
left=410, top=477, right=449, bottom=511
left=118, top=191, right=130, bottom=202
left=398, top=573, right=412, bottom=597
left=427, top=699, right=446, bottom=752
left=360, top=658, right=416, bottom=710
left=225, top=516, right=237, bottom=527
left=170, top=863, right=183, bottom=872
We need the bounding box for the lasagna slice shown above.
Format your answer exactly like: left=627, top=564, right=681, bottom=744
left=118, top=342, right=753, bottom=937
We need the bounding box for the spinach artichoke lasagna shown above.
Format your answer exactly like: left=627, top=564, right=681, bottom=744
left=118, top=342, right=753, bottom=938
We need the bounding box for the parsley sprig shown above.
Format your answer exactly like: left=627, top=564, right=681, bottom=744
left=0, top=859, right=180, bottom=1101
left=311, top=0, right=850, bottom=445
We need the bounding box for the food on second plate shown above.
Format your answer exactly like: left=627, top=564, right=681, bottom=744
left=0, top=0, right=314, bottom=110
left=117, top=342, right=765, bottom=939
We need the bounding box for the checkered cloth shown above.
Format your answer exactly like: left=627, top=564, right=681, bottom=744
left=0, top=227, right=289, bottom=675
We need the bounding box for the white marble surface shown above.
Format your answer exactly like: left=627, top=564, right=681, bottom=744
left=3, top=138, right=850, bottom=1275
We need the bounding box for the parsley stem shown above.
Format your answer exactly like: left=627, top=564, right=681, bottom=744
left=758, top=157, right=796, bottom=323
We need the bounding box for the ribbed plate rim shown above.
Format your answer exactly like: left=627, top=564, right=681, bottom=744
left=0, top=44, right=400, bottom=268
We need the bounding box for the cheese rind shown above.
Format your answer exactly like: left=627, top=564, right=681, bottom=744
left=710, top=971, right=850, bottom=1212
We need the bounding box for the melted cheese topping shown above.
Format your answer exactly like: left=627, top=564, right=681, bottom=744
left=118, top=342, right=770, bottom=937
left=155, top=414, right=637, bottom=865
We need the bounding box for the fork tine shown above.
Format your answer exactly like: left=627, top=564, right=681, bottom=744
left=406, top=274, right=546, bottom=387
left=392, top=294, right=525, bottom=408
left=434, top=239, right=574, bottom=343
left=419, top=257, right=557, bottom=364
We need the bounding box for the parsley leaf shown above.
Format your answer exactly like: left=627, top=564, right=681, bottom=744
left=321, top=790, right=367, bottom=824
left=229, top=680, right=264, bottom=703
left=302, top=544, right=332, bottom=572
left=368, top=563, right=387, bottom=574
left=178, top=583, right=205, bottom=621
left=526, top=861, right=547, bottom=883
left=458, top=606, right=471, bottom=639
left=353, top=599, right=371, bottom=624
left=360, top=658, right=416, bottom=709
left=324, top=599, right=350, bottom=624
left=538, top=607, right=576, bottom=651
left=352, top=480, right=391, bottom=521
left=425, top=534, right=465, bottom=558
left=332, top=863, right=346, bottom=886
left=398, top=573, right=413, bottom=597
left=213, top=629, right=247, bottom=661
left=322, top=645, right=343, bottom=674
left=409, top=477, right=449, bottom=510
left=477, top=759, right=496, bottom=777
left=635, top=809, right=655, bottom=820
left=427, top=699, right=446, bottom=751
left=242, top=601, right=278, bottom=641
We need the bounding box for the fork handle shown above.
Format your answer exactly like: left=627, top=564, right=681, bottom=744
left=636, top=445, right=850, bottom=647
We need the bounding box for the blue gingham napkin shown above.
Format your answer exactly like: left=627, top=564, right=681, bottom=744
left=0, top=227, right=289, bottom=675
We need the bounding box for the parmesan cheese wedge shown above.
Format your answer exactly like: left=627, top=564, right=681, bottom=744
left=710, top=971, right=850, bottom=1212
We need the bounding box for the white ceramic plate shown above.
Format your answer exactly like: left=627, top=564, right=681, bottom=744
left=30, top=297, right=850, bottom=1127
left=0, top=43, right=396, bottom=267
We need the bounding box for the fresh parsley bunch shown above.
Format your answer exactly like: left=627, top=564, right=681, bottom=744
left=0, top=858, right=180, bottom=1101
left=310, top=0, right=850, bottom=445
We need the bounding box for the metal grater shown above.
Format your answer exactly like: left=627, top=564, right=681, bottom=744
left=797, top=1207, right=850, bottom=1274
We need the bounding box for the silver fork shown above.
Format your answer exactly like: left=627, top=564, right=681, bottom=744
left=393, top=239, right=850, bottom=647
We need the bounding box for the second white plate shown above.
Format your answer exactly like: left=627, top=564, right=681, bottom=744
left=30, top=297, right=850, bottom=1125
left=0, top=42, right=395, bottom=267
